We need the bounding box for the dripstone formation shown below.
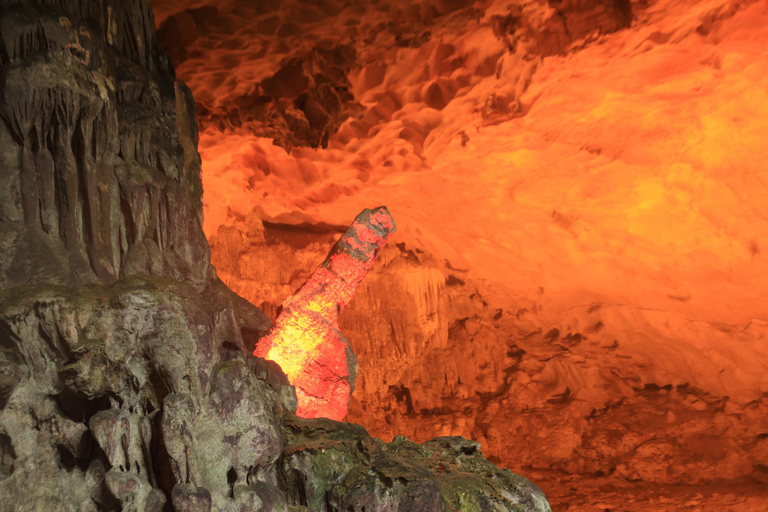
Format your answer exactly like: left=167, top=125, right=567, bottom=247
left=255, top=206, right=396, bottom=421
left=0, top=0, right=551, bottom=510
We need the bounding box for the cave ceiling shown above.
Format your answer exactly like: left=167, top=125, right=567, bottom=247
left=148, top=0, right=768, bottom=508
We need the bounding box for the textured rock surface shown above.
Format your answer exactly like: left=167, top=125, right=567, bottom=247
left=0, top=0, right=209, bottom=288
left=0, top=1, right=284, bottom=507
left=157, top=0, right=768, bottom=509
left=0, top=0, right=552, bottom=510
left=281, top=415, right=550, bottom=512
left=0, top=275, right=284, bottom=511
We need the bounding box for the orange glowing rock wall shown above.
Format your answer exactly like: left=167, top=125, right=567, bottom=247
left=149, top=0, right=768, bottom=508
left=254, top=207, right=395, bottom=420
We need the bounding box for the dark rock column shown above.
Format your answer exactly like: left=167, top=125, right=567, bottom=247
left=0, top=0, right=211, bottom=288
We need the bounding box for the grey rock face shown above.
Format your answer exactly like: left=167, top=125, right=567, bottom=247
left=0, top=4, right=284, bottom=508
left=0, top=277, right=280, bottom=511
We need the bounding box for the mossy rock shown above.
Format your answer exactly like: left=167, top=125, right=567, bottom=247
left=280, top=415, right=551, bottom=512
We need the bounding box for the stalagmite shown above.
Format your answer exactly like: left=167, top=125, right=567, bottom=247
left=254, top=206, right=396, bottom=420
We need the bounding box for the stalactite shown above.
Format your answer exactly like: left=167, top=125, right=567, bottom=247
left=78, top=96, right=117, bottom=281
left=139, top=122, right=150, bottom=165
left=76, top=106, right=96, bottom=249
left=33, top=96, right=58, bottom=235
left=52, top=89, right=82, bottom=250
left=19, top=138, right=41, bottom=226
left=0, top=85, right=46, bottom=227
left=148, top=187, right=161, bottom=259
left=157, top=188, right=168, bottom=253
left=93, top=100, right=122, bottom=280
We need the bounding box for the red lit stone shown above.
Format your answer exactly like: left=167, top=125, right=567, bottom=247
left=254, top=206, right=396, bottom=420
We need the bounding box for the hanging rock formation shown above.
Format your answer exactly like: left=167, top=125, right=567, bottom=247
left=0, top=0, right=211, bottom=288
left=0, top=0, right=551, bottom=510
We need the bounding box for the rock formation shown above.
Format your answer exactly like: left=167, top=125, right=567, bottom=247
left=282, top=416, right=551, bottom=512
left=0, top=0, right=209, bottom=288
left=0, top=0, right=551, bottom=510
left=255, top=206, right=396, bottom=421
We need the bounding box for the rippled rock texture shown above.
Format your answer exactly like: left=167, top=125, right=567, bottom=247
left=153, top=0, right=768, bottom=508
left=0, top=0, right=552, bottom=510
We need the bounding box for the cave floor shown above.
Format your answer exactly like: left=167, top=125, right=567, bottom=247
left=534, top=472, right=768, bottom=511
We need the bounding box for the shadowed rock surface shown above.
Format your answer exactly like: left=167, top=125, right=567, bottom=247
left=0, top=0, right=551, bottom=510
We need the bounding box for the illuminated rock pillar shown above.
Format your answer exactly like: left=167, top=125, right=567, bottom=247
left=254, top=206, right=396, bottom=420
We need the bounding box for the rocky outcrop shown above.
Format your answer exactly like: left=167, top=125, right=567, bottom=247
left=0, top=0, right=552, bottom=510
left=0, top=276, right=279, bottom=511
left=281, top=416, right=550, bottom=512
left=0, top=5, right=284, bottom=505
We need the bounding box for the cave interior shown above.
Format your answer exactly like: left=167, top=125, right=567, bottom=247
left=0, top=0, right=767, bottom=510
